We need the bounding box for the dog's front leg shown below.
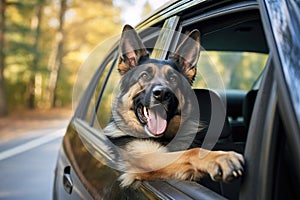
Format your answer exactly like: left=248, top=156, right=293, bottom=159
left=119, top=147, right=244, bottom=187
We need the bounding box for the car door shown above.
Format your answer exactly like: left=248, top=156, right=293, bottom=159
left=239, top=0, right=300, bottom=199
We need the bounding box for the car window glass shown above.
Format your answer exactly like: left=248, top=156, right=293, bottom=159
left=85, top=58, right=114, bottom=123
left=93, top=62, right=120, bottom=130
left=194, top=51, right=268, bottom=90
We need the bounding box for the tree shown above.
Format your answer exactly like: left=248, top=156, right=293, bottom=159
left=4, top=1, right=50, bottom=110
left=0, top=0, right=7, bottom=117
left=1, top=0, right=122, bottom=111
left=47, top=0, right=122, bottom=107
left=27, top=0, right=44, bottom=108
left=47, top=0, right=66, bottom=107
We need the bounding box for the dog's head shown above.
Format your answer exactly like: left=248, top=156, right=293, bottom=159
left=113, top=25, right=200, bottom=139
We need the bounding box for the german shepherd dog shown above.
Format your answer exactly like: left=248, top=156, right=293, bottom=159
left=104, top=25, right=244, bottom=187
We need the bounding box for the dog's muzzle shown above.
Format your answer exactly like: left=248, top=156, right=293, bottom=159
left=136, top=85, right=175, bottom=137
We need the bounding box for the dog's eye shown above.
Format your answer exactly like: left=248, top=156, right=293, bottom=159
left=140, top=72, right=149, bottom=80
left=169, top=75, right=176, bottom=82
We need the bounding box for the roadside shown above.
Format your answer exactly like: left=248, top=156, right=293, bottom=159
left=0, top=107, right=73, bottom=143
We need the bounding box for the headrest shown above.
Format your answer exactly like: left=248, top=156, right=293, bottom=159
left=191, top=89, right=232, bottom=146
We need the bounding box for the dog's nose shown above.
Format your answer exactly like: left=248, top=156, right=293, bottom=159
left=152, top=85, right=172, bottom=102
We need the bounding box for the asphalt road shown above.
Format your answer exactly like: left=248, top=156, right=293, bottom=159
left=0, top=126, right=66, bottom=200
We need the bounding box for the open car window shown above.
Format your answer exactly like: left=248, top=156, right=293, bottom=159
left=194, top=51, right=268, bottom=90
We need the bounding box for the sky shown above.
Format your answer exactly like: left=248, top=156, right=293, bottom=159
left=113, top=0, right=171, bottom=26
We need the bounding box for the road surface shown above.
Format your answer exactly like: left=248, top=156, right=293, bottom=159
left=0, top=121, right=68, bottom=200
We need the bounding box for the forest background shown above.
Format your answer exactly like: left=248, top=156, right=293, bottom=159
left=0, top=0, right=161, bottom=117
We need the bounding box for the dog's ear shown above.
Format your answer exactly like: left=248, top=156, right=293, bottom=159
left=171, top=30, right=200, bottom=85
left=118, top=25, right=148, bottom=75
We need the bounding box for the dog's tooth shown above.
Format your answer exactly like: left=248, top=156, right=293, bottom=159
left=233, top=171, right=238, bottom=177
left=143, top=107, right=149, bottom=119
left=238, top=169, right=243, bottom=176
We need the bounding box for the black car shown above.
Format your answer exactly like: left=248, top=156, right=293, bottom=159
left=53, top=0, right=300, bottom=199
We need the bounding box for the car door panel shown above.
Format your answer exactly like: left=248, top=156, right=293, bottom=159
left=57, top=118, right=227, bottom=200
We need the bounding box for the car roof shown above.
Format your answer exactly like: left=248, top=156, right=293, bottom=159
left=136, top=0, right=268, bottom=53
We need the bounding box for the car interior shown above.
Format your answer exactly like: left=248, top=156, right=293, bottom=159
left=173, top=10, right=268, bottom=140
left=175, top=8, right=269, bottom=199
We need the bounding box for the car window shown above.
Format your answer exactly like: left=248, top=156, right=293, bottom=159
left=179, top=8, right=269, bottom=91
left=93, top=61, right=120, bottom=130
left=84, top=57, right=116, bottom=123
left=194, top=51, right=268, bottom=90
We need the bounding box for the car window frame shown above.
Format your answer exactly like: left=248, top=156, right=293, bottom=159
left=151, top=15, right=179, bottom=59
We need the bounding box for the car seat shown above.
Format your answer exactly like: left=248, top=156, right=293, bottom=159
left=190, top=89, right=232, bottom=148
left=192, top=88, right=244, bottom=200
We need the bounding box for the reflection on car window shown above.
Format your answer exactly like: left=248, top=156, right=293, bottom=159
left=85, top=59, right=114, bottom=123
left=194, top=51, right=268, bottom=90
left=94, top=62, right=120, bottom=130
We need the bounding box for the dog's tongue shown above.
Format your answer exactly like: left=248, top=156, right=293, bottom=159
left=147, top=107, right=167, bottom=136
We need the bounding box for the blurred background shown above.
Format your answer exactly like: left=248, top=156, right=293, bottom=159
left=0, top=0, right=167, bottom=117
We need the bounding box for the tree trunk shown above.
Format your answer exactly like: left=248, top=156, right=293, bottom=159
left=27, top=2, right=43, bottom=109
left=0, top=0, right=7, bottom=117
left=47, top=0, right=66, bottom=108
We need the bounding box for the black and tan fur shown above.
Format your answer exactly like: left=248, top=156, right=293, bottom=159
left=104, top=25, right=244, bottom=187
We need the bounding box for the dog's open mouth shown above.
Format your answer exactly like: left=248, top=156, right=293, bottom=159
left=137, top=105, right=167, bottom=137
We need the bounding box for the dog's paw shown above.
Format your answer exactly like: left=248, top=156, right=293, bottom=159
left=206, top=151, right=244, bottom=182
left=118, top=173, right=138, bottom=187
